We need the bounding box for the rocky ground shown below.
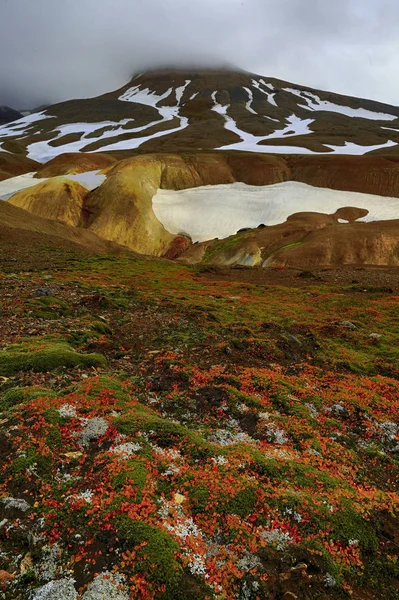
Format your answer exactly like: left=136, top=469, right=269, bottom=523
left=0, top=247, right=398, bottom=599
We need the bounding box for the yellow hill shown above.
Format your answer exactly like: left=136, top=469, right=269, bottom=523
left=8, top=177, right=88, bottom=227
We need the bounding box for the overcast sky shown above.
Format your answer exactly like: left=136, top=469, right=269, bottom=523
left=1, top=0, right=398, bottom=109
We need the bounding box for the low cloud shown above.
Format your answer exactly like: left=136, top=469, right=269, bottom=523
left=0, top=0, right=398, bottom=109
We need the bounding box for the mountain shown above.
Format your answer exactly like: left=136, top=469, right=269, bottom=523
left=0, top=105, right=23, bottom=125
left=2, top=70, right=399, bottom=600
left=1, top=68, right=399, bottom=161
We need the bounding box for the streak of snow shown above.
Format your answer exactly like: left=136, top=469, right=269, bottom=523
left=243, top=87, right=257, bottom=114
left=211, top=92, right=314, bottom=152
left=0, top=111, right=55, bottom=139
left=252, top=79, right=277, bottom=106
left=119, top=85, right=173, bottom=106
left=175, top=80, right=191, bottom=105
left=66, top=170, right=106, bottom=189
left=285, top=87, right=398, bottom=121
left=93, top=83, right=190, bottom=152
left=325, top=140, right=396, bottom=154
left=153, top=181, right=399, bottom=243
left=26, top=119, right=133, bottom=162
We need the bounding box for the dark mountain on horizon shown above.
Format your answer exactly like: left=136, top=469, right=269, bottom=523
left=0, top=105, right=23, bottom=125
left=1, top=67, right=399, bottom=161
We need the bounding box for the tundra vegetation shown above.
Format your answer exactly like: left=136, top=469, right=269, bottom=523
left=0, top=254, right=398, bottom=599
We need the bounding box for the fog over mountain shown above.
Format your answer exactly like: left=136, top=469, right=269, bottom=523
left=1, top=0, right=398, bottom=109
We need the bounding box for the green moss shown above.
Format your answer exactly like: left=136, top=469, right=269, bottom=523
left=0, top=339, right=106, bottom=376
left=203, top=233, right=250, bottom=264
left=250, top=449, right=284, bottom=480
left=306, top=540, right=343, bottom=583
left=116, top=516, right=181, bottom=590
left=9, top=449, right=52, bottom=478
left=115, top=411, right=212, bottom=457
left=330, top=504, right=378, bottom=553
left=115, top=516, right=213, bottom=599
left=43, top=407, right=63, bottom=425
left=74, top=375, right=130, bottom=404
left=90, top=321, right=113, bottom=335
left=113, top=459, right=148, bottom=501
left=361, top=555, right=399, bottom=595
left=0, top=386, right=56, bottom=412
left=46, top=426, right=63, bottom=448
left=26, top=296, right=70, bottom=319
left=225, top=487, right=257, bottom=517
left=189, top=484, right=210, bottom=515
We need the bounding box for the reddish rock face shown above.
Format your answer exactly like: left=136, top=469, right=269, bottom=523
left=163, top=235, right=192, bottom=260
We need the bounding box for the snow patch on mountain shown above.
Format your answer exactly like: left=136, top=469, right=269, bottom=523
left=175, top=80, right=191, bottom=105
left=252, top=79, right=277, bottom=106
left=244, top=87, right=257, bottom=115
left=285, top=88, right=398, bottom=121
left=119, top=85, right=174, bottom=106
left=212, top=92, right=315, bottom=152
left=0, top=112, right=55, bottom=139
left=26, top=119, right=134, bottom=162
left=325, top=140, right=397, bottom=154
left=82, top=82, right=191, bottom=152
left=153, top=181, right=399, bottom=242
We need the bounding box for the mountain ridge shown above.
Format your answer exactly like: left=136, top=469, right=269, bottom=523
left=1, top=68, right=399, bottom=161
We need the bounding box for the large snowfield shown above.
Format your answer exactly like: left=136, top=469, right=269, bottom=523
left=153, top=181, right=399, bottom=242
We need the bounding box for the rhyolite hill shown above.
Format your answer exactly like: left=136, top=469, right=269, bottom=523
left=1, top=68, right=399, bottom=160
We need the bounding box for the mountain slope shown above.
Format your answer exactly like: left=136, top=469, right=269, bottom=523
left=1, top=69, right=399, bottom=161
left=0, top=105, right=23, bottom=125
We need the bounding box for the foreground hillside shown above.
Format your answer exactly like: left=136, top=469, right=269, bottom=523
left=0, top=247, right=398, bottom=599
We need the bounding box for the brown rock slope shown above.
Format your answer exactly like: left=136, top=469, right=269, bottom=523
left=8, top=178, right=88, bottom=227
left=0, top=153, right=39, bottom=182
left=290, top=155, right=399, bottom=197
left=265, top=219, right=399, bottom=268
left=177, top=208, right=399, bottom=269
left=35, top=152, right=117, bottom=178
left=105, top=152, right=399, bottom=199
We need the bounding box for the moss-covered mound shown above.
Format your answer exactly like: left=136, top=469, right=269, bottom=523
left=0, top=338, right=106, bottom=376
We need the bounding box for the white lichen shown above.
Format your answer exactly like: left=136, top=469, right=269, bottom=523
left=30, top=578, right=77, bottom=600
left=58, top=404, right=78, bottom=419
left=111, top=442, right=142, bottom=457
left=74, top=417, right=109, bottom=447
left=260, top=528, right=293, bottom=551
left=82, top=572, right=129, bottom=600
left=1, top=497, right=30, bottom=512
